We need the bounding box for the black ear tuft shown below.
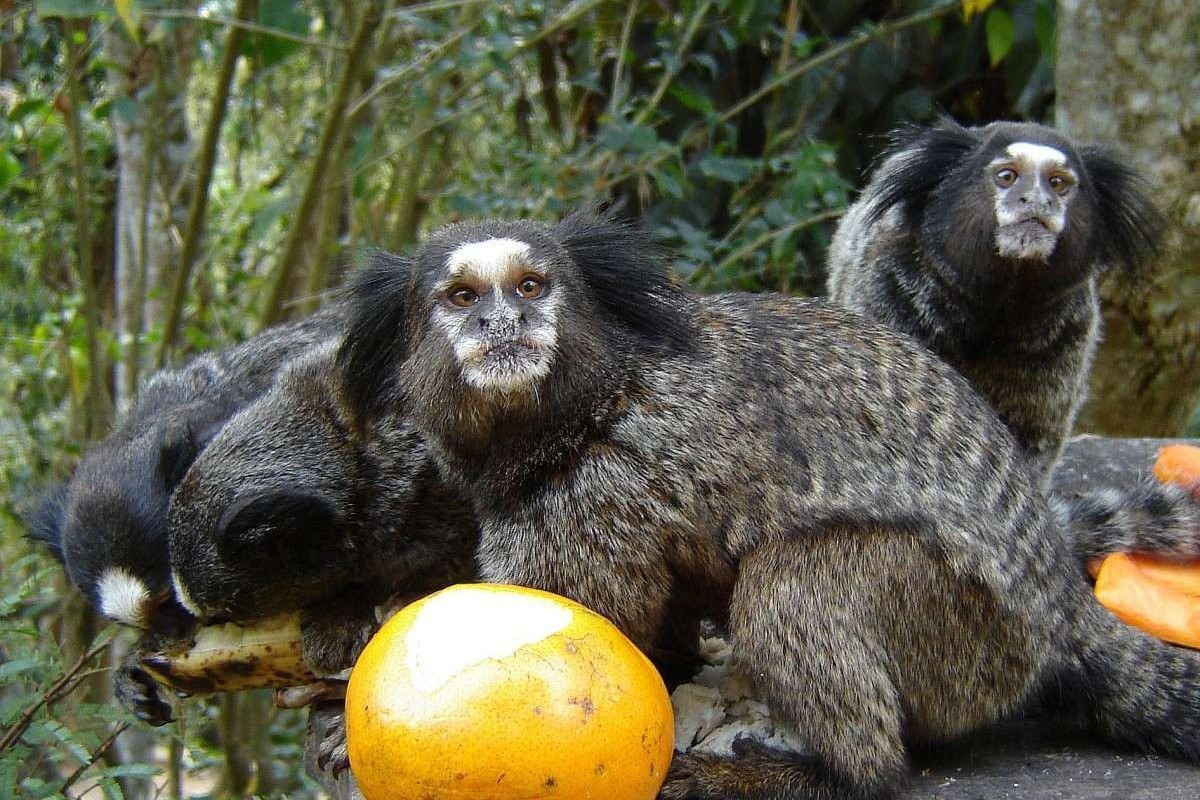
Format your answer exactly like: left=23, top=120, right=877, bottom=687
left=158, top=426, right=199, bottom=489
left=864, top=117, right=979, bottom=226
left=24, top=483, right=69, bottom=564
left=552, top=210, right=695, bottom=354
left=1078, top=146, right=1167, bottom=274
left=336, top=251, right=414, bottom=427
left=216, top=489, right=342, bottom=564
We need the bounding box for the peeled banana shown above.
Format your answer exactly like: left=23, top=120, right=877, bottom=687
left=140, top=613, right=317, bottom=694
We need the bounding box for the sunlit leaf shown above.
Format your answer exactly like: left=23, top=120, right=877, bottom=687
left=114, top=0, right=139, bottom=43
left=963, top=0, right=999, bottom=21
left=986, top=8, right=1016, bottom=66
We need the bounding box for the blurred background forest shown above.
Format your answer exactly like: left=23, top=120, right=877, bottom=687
left=0, top=0, right=1196, bottom=797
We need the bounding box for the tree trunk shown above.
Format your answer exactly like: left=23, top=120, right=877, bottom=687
left=1056, top=0, right=1200, bottom=436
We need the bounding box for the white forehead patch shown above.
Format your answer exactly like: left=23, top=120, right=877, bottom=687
left=97, top=567, right=150, bottom=627
left=446, top=238, right=532, bottom=284
left=1004, top=142, right=1067, bottom=170
left=171, top=569, right=204, bottom=618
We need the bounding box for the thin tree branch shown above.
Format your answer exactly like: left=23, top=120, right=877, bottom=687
left=708, top=207, right=844, bottom=277
left=260, top=2, right=382, bottom=327
left=141, top=9, right=346, bottom=51
left=632, top=0, right=714, bottom=127
left=57, top=722, right=132, bottom=796
left=0, top=636, right=113, bottom=754
left=590, top=1, right=966, bottom=192
left=608, top=0, right=640, bottom=116
left=156, top=0, right=254, bottom=367
left=63, top=19, right=109, bottom=440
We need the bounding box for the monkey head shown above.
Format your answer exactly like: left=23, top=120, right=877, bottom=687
left=29, top=409, right=224, bottom=638
left=425, top=235, right=563, bottom=394
left=339, top=213, right=693, bottom=445
left=866, top=118, right=1164, bottom=298
left=168, top=354, right=362, bottom=624
left=987, top=140, right=1077, bottom=262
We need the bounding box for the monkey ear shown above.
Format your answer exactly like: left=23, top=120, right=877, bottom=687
left=158, top=427, right=200, bottom=490
left=215, top=490, right=342, bottom=566
left=1078, top=146, right=1167, bottom=274
left=338, top=250, right=414, bottom=427
left=863, top=117, right=978, bottom=225
left=552, top=210, right=695, bottom=354
left=24, top=483, right=69, bottom=564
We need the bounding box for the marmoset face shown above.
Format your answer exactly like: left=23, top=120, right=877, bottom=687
left=988, top=141, right=1078, bottom=262
left=428, top=237, right=560, bottom=394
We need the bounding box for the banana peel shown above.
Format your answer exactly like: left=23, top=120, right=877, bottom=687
left=140, top=613, right=317, bottom=695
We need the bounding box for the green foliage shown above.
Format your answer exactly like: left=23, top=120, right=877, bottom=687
left=6, top=0, right=1193, bottom=796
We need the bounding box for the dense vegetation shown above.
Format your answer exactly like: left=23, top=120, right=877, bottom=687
left=0, top=0, right=1191, bottom=797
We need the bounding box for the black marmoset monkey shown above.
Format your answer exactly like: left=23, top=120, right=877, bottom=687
left=27, top=304, right=345, bottom=636
left=168, top=338, right=478, bottom=673
left=826, top=118, right=1165, bottom=480
left=339, top=213, right=1200, bottom=800
left=166, top=337, right=479, bottom=767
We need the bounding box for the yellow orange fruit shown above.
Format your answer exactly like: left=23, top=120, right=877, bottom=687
left=345, top=583, right=674, bottom=800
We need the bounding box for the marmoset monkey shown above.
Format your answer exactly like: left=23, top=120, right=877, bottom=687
left=827, top=118, right=1165, bottom=480
left=29, top=305, right=346, bottom=634
left=338, top=212, right=1200, bottom=799
left=163, top=338, right=479, bottom=756
left=28, top=306, right=345, bottom=724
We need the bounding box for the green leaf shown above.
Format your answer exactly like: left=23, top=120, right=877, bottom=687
left=8, top=99, right=49, bottom=123
left=114, top=0, right=139, bottom=43
left=0, top=150, right=21, bottom=192
left=667, top=84, right=715, bottom=116
left=985, top=8, right=1016, bottom=67
left=697, top=155, right=757, bottom=184
left=245, top=0, right=311, bottom=68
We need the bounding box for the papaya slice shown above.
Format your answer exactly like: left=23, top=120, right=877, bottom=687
left=1153, top=443, right=1200, bottom=497
left=1094, top=552, right=1200, bottom=650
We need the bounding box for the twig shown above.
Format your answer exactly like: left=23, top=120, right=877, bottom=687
left=58, top=722, right=132, bottom=796
left=587, top=0, right=965, bottom=194
left=708, top=207, right=845, bottom=277
left=141, top=9, right=346, bottom=51
left=608, top=0, right=641, bottom=116
left=632, top=0, right=714, bottom=127
left=0, top=636, right=113, bottom=754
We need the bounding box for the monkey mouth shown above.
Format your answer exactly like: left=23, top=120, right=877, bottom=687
left=995, top=221, right=1058, bottom=262
left=462, top=339, right=553, bottom=392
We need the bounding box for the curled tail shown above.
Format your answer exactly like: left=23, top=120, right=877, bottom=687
left=1065, top=589, right=1200, bottom=761
left=1053, top=480, right=1200, bottom=563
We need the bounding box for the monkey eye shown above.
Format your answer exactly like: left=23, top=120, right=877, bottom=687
left=994, top=168, right=1018, bottom=188
left=516, top=274, right=544, bottom=299
left=1047, top=174, right=1072, bottom=195
left=448, top=287, right=479, bottom=308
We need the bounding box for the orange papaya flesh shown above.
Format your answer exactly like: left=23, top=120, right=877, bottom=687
left=1153, top=444, right=1200, bottom=497
left=1094, top=552, right=1200, bottom=650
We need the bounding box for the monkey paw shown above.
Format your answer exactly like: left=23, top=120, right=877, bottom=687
left=300, top=606, right=377, bottom=675
left=114, top=660, right=175, bottom=727
left=314, top=710, right=351, bottom=776
left=659, top=752, right=734, bottom=800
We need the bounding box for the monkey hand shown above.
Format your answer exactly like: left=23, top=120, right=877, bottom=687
left=313, top=702, right=352, bottom=776
left=114, top=647, right=175, bottom=726
left=299, top=598, right=379, bottom=676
